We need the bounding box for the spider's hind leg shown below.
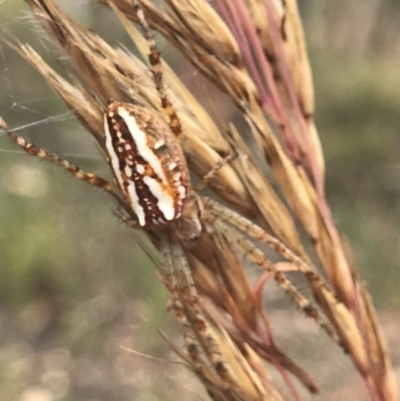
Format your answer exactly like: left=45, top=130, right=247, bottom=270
left=201, top=197, right=341, bottom=344
left=160, top=237, right=234, bottom=382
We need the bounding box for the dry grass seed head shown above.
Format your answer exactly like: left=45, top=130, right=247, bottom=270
left=2, top=1, right=397, bottom=400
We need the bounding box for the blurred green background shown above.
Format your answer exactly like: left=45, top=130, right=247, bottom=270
left=0, top=1, right=399, bottom=400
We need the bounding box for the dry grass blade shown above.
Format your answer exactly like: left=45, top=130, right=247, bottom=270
left=1, top=0, right=396, bottom=400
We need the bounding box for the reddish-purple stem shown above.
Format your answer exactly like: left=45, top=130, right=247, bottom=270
left=216, top=0, right=301, bottom=161
left=214, top=0, right=277, bottom=119
left=263, top=1, right=321, bottom=187
left=366, top=374, right=382, bottom=401
left=257, top=316, right=304, bottom=401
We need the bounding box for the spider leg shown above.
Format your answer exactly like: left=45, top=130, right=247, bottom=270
left=202, top=198, right=340, bottom=344
left=161, top=240, right=229, bottom=398
left=0, top=118, right=128, bottom=210
left=112, top=207, right=140, bottom=229
left=204, top=197, right=331, bottom=281
left=218, top=219, right=339, bottom=343
left=160, top=236, right=234, bottom=383
left=194, top=152, right=237, bottom=193
left=160, top=238, right=206, bottom=369
left=131, top=0, right=182, bottom=139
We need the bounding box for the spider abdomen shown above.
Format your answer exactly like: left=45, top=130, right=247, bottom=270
left=104, top=100, right=190, bottom=226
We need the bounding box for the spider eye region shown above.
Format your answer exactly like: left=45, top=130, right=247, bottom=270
left=104, top=100, right=191, bottom=226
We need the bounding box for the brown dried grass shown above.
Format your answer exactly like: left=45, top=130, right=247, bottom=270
left=1, top=0, right=397, bottom=400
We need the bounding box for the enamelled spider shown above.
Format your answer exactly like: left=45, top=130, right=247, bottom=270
left=1, top=0, right=342, bottom=392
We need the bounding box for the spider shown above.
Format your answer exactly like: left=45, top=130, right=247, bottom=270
left=0, top=0, right=342, bottom=390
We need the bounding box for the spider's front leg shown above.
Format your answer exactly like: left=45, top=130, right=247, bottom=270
left=130, top=0, right=238, bottom=198
left=0, top=117, right=128, bottom=211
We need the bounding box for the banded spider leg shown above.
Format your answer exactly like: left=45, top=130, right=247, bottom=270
left=160, top=238, right=235, bottom=382
left=201, top=198, right=342, bottom=346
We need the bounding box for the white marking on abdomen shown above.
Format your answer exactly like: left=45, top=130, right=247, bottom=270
left=178, top=185, right=186, bottom=199
left=136, top=164, right=145, bottom=174
left=127, top=181, right=147, bottom=226
left=117, top=107, right=167, bottom=183
left=104, top=118, right=146, bottom=225
left=143, top=176, right=176, bottom=221
left=154, top=139, right=165, bottom=149
left=125, top=166, right=133, bottom=178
